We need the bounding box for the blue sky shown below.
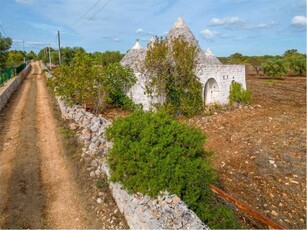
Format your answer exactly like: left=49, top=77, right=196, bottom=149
left=0, top=0, right=306, bottom=56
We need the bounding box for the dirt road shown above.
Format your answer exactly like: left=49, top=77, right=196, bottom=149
left=0, top=62, right=127, bottom=228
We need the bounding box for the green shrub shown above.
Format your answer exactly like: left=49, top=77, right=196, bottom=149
left=102, top=62, right=137, bottom=110
left=49, top=52, right=137, bottom=112
left=263, top=58, right=287, bottom=78
left=106, top=111, right=241, bottom=229
left=229, top=81, right=252, bottom=105
left=145, top=37, right=203, bottom=117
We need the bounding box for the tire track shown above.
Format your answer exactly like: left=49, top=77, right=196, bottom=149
left=2, top=65, right=47, bottom=228
left=0, top=65, right=33, bottom=227
left=36, top=63, right=89, bottom=228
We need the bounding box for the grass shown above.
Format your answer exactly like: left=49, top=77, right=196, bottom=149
left=265, top=79, right=282, bottom=83
left=60, top=126, right=80, bottom=156
left=95, top=176, right=109, bottom=190
left=203, top=103, right=223, bottom=116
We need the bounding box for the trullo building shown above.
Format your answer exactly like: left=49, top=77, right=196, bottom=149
left=120, top=17, right=246, bottom=110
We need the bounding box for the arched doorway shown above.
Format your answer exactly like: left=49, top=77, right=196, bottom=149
left=204, top=78, right=220, bottom=105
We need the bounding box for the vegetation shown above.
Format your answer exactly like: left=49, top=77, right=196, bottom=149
left=49, top=51, right=136, bottom=112
left=229, top=81, right=252, bottom=105
left=220, top=49, right=306, bottom=78
left=106, top=111, right=241, bottom=229
left=91, top=51, right=124, bottom=66
left=5, top=50, right=36, bottom=68
left=283, top=49, right=306, bottom=76
left=0, top=33, right=12, bottom=70
left=26, top=50, right=37, bottom=61
left=37, top=47, right=123, bottom=67
left=262, top=59, right=287, bottom=78
left=145, top=36, right=203, bottom=117
left=6, top=50, right=24, bottom=67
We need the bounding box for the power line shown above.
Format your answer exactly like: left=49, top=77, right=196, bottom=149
left=0, top=23, right=7, bottom=36
left=71, top=0, right=102, bottom=26
left=88, top=0, right=112, bottom=20
left=77, top=0, right=112, bottom=29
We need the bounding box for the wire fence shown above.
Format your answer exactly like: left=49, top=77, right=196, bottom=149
left=0, top=62, right=28, bottom=86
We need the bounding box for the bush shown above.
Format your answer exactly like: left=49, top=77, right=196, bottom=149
left=106, top=111, right=241, bottom=229
left=102, top=62, right=137, bottom=110
left=229, top=81, right=252, bottom=105
left=145, top=37, right=203, bottom=117
left=263, top=59, right=287, bottom=78
left=48, top=52, right=137, bottom=112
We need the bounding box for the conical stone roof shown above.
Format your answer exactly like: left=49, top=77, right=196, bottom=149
left=120, top=40, right=146, bottom=71
left=131, top=40, right=143, bottom=50
left=121, top=17, right=223, bottom=71
left=167, top=16, right=199, bottom=47
left=147, top=36, right=157, bottom=49
left=199, top=48, right=222, bottom=65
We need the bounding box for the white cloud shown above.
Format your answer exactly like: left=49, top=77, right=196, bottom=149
left=243, top=21, right=276, bottom=29
left=209, top=17, right=241, bottom=26
left=255, top=21, right=276, bottom=28
left=200, top=29, right=218, bottom=39
left=101, top=35, right=121, bottom=43
left=291, top=16, right=307, bottom=27
left=15, top=0, right=34, bottom=4
left=135, top=28, right=155, bottom=37
left=135, top=28, right=144, bottom=34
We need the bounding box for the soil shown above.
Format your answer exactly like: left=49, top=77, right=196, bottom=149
left=0, top=62, right=128, bottom=229
left=185, top=75, right=306, bottom=228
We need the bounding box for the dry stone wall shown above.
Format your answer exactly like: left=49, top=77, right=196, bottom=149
left=41, top=58, right=208, bottom=228
left=41, top=61, right=208, bottom=229
left=55, top=97, right=208, bottom=229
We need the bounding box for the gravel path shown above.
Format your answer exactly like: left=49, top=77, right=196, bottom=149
left=0, top=62, right=127, bottom=228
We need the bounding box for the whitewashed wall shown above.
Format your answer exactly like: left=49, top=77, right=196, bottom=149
left=129, top=64, right=245, bottom=109
left=197, top=65, right=246, bottom=105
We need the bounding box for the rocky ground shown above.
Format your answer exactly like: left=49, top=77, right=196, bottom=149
left=185, top=76, right=306, bottom=228
left=95, top=75, right=306, bottom=229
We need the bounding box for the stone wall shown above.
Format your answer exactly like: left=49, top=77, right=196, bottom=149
left=0, top=63, right=31, bottom=111
left=55, top=97, right=208, bottom=229
left=197, top=64, right=246, bottom=104
left=128, top=64, right=245, bottom=109
left=41, top=58, right=209, bottom=229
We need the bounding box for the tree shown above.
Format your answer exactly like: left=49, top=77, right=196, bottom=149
left=283, top=49, right=298, bottom=57
left=228, top=53, right=248, bottom=64
left=145, top=36, right=203, bottom=116
left=50, top=51, right=136, bottom=112
left=61, top=47, right=86, bottom=65
left=263, top=58, right=287, bottom=78
left=248, top=56, right=264, bottom=76
left=26, top=50, right=37, bottom=61
left=0, top=33, right=12, bottom=70
left=38, top=47, right=53, bottom=64
left=283, top=49, right=306, bottom=76
left=288, top=57, right=306, bottom=76
left=91, top=51, right=124, bottom=66
left=7, top=50, right=24, bottom=67
left=101, top=62, right=136, bottom=108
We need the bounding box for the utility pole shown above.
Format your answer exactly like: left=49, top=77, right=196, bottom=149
left=57, top=30, right=62, bottom=65
left=23, top=40, right=25, bottom=64
left=48, top=44, right=52, bottom=69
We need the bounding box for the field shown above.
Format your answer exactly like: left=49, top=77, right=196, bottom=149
left=62, top=74, right=306, bottom=228
left=185, top=75, right=306, bottom=228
